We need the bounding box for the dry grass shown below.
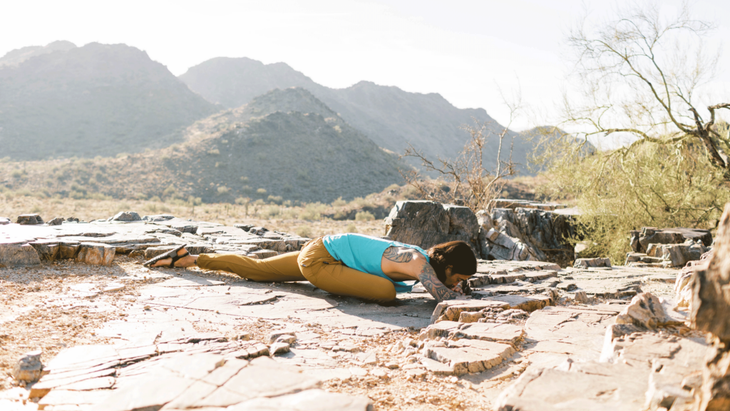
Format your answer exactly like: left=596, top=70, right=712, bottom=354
left=0, top=196, right=385, bottom=238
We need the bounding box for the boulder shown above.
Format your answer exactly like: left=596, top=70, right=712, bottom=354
left=479, top=205, right=575, bottom=265
left=630, top=227, right=712, bottom=253
left=615, top=293, right=669, bottom=330
left=384, top=201, right=479, bottom=253
left=573, top=257, right=611, bottom=269
left=12, top=350, right=43, bottom=383
left=110, top=211, right=142, bottom=222
left=76, top=242, right=115, bottom=266
left=17, top=213, right=43, bottom=225
left=58, top=241, right=80, bottom=259
left=29, top=240, right=60, bottom=262
left=0, top=242, right=42, bottom=267
left=47, top=217, right=65, bottom=226
left=691, top=203, right=730, bottom=410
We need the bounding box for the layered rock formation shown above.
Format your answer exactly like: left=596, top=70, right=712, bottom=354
left=691, top=204, right=730, bottom=410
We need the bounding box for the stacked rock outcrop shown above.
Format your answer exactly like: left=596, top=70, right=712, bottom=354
left=385, top=200, right=576, bottom=266
left=627, top=227, right=713, bottom=268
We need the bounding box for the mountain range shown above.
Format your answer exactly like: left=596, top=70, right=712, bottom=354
left=0, top=40, right=541, bottom=202
left=180, top=57, right=528, bottom=170
left=0, top=42, right=217, bottom=160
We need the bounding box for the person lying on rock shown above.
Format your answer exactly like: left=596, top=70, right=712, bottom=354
left=144, top=233, right=476, bottom=303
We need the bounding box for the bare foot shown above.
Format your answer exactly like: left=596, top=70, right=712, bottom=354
left=151, top=248, right=198, bottom=268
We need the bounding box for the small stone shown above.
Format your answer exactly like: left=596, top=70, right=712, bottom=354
left=236, top=332, right=252, bottom=341
left=385, top=362, right=399, bottom=369
left=615, top=292, right=668, bottom=330
left=574, top=291, right=589, bottom=304
left=47, top=217, right=65, bottom=226
left=13, top=350, right=43, bottom=383
left=275, top=334, right=297, bottom=345
left=268, top=330, right=297, bottom=344
left=0, top=217, right=10, bottom=225
left=110, top=211, right=142, bottom=222
left=270, top=342, right=290, bottom=356
left=16, top=214, right=43, bottom=225
left=76, top=243, right=115, bottom=266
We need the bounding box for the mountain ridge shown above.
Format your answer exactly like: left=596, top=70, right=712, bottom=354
left=0, top=42, right=218, bottom=160
left=178, top=57, right=531, bottom=173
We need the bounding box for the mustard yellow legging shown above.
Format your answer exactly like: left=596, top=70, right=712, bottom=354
left=196, top=237, right=397, bottom=302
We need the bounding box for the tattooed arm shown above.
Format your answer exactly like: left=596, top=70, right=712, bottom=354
left=381, top=246, right=462, bottom=302
left=415, top=260, right=461, bottom=302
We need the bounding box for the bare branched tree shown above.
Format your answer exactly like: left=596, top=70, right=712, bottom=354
left=400, top=98, right=520, bottom=213
left=563, top=1, right=729, bottom=170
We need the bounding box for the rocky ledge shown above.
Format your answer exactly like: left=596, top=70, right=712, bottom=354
left=0, top=206, right=719, bottom=410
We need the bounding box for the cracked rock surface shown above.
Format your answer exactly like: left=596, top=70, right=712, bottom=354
left=0, top=214, right=712, bottom=410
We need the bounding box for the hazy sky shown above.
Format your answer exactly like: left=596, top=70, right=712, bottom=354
left=1, top=0, right=728, bottom=134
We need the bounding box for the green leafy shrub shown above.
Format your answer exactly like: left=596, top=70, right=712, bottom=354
left=540, top=138, right=730, bottom=263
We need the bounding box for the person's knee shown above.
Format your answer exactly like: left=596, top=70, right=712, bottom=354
left=370, top=287, right=396, bottom=303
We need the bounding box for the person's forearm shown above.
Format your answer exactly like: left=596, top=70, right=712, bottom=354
left=416, top=262, right=460, bottom=302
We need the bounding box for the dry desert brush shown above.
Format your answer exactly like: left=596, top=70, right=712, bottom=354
left=537, top=1, right=730, bottom=262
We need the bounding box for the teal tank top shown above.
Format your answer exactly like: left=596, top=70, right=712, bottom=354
left=322, top=233, right=428, bottom=293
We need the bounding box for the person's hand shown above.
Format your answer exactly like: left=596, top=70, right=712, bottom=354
left=451, top=281, right=465, bottom=295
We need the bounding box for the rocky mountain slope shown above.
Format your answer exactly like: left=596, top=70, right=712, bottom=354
left=0, top=42, right=218, bottom=160
left=179, top=57, right=532, bottom=172
left=1, top=88, right=404, bottom=203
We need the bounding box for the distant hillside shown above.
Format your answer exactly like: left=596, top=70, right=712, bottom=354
left=0, top=88, right=404, bottom=203
left=179, top=57, right=533, bottom=173
left=0, top=40, right=76, bottom=67
left=0, top=42, right=218, bottom=160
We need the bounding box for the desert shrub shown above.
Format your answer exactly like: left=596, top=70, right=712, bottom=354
left=149, top=196, right=162, bottom=202
left=241, top=185, right=252, bottom=193
left=188, top=196, right=202, bottom=206
left=346, top=223, right=357, bottom=233
left=89, top=192, right=111, bottom=201
left=540, top=138, right=730, bottom=263
left=256, top=188, right=267, bottom=196
left=267, top=195, right=283, bottom=205
left=261, top=206, right=281, bottom=219
left=299, top=202, right=327, bottom=221
left=163, top=185, right=176, bottom=198
left=296, top=226, right=313, bottom=238
left=240, top=176, right=249, bottom=182
left=355, top=211, right=375, bottom=221
left=11, top=170, right=23, bottom=178
left=332, top=197, right=347, bottom=207
left=217, top=186, right=230, bottom=195
left=207, top=149, right=220, bottom=156
left=280, top=209, right=297, bottom=219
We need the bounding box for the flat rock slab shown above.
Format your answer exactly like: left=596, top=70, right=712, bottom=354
left=496, top=361, right=651, bottom=411
left=34, top=344, right=372, bottom=411
left=421, top=321, right=524, bottom=345
left=227, top=388, right=373, bottom=411
left=427, top=339, right=515, bottom=376
left=431, top=300, right=511, bottom=323
left=522, top=305, right=622, bottom=369
left=482, top=295, right=551, bottom=312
